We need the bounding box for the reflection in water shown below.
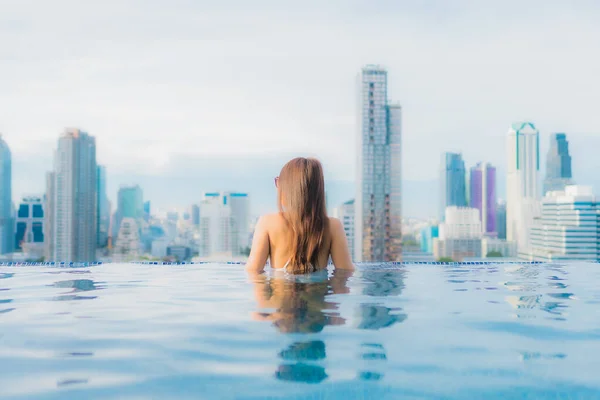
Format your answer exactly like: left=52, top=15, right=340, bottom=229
left=251, top=269, right=351, bottom=384
left=358, top=269, right=408, bottom=330
left=51, top=279, right=99, bottom=301
left=251, top=268, right=405, bottom=384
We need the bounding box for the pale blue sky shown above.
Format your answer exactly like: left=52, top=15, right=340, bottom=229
left=1, top=0, right=600, bottom=216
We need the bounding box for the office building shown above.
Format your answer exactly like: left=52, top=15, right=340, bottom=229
left=116, top=185, right=143, bottom=231
left=469, top=162, right=497, bottom=236
left=15, top=196, right=44, bottom=255
left=0, top=136, right=13, bottom=255
left=199, top=192, right=249, bottom=257
left=420, top=225, right=439, bottom=254
left=440, top=152, right=467, bottom=221
left=482, top=238, right=517, bottom=258
left=143, top=201, right=151, bottom=221
left=543, top=133, right=573, bottom=195
left=333, top=199, right=355, bottom=261
left=433, top=207, right=482, bottom=261
left=355, top=65, right=402, bottom=262
left=506, top=122, right=541, bottom=252
left=529, top=186, right=599, bottom=261
left=167, top=245, right=192, bottom=262
left=496, top=200, right=507, bottom=240
left=190, top=204, right=200, bottom=227
left=97, top=165, right=110, bottom=248
left=112, top=218, right=140, bottom=262
left=47, top=129, right=97, bottom=262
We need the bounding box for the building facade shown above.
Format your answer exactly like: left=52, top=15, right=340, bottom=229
left=199, top=192, right=249, bottom=257
left=528, top=186, right=599, bottom=261
left=355, top=65, right=402, bottom=262
left=97, top=165, right=110, bottom=248
left=0, top=136, right=13, bottom=255
left=15, top=196, right=44, bottom=254
left=433, top=207, right=482, bottom=261
left=47, top=129, right=97, bottom=262
left=112, top=217, right=140, bottom=262
left=116, top=185, right=144, bottom=232
left=496, top=200, right=507, bottom=240
left=420, top=225, right=439, bottom=254
left=506, top=122, right=541, bottom=253
left=469, top=162, right=497, bottom=236
left=543, top=133, right=573, bottom=195
left=440, top=152, right=467, bottom=221
left=333, top=199, right=355, bottom=261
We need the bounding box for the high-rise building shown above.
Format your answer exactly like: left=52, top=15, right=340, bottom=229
left=420, top=225, right=439, bottom=254
left=506, top=122, right=541, bottom=252
left=112, top=217, right=140, bottom=262
left=96, top=165, right=110, bottom=248
left=47, top=129, right=97, bottom=262
left=440, top=152, right=467, bottom=220
left=496, top=200, right=507, bottom=240
left=355, top=65, right=402, bottom=262
left=116, top=185, right=143, bottom=231
left=15, top=195, right=44, bottom=253
left=143, top=201, right=151, bottom=221
left=44, top=172, right=55, bottom=260
left=543, top=133, right=573, bottom=195
left=529, top=186, right=598, bottom=261
left=333, top=199, right=355, bottom=261
left=190, top=204, right=200, bottom=227
left=0, top=136, right=13, bottom=255
left=199, top=192, right=250, bottom=257
left=433, top=207, right=482, bottom=261
left=469, top=162, right=497, bottom=236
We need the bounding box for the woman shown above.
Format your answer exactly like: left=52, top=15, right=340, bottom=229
left=245, top=157, right=354, bottom=273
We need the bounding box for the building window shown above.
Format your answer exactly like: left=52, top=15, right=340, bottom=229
left=18, top=205, right=29, bottom=218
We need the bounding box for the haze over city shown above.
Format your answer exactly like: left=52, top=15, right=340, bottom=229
left=2, top=0, right=600, bottom=217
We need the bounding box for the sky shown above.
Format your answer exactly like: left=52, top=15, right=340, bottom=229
left=1, top=0, right=600, bottom=218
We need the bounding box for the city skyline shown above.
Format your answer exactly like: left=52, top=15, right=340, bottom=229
left=2, top=1, right=600, bottom=219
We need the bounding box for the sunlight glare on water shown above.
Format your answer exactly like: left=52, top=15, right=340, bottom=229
left=0, top=262, right=600, bottom=399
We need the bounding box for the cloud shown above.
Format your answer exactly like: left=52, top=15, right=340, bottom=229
left=1, top=0, right=600, bottom=215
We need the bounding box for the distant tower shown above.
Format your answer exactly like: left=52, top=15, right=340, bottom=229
left=0, top=135, right=13, bottom=255
left=506, top=122, right=540, bottom=252
left=355, top=65, right=402, bottom=262
left=97, top=165, right=110, bottom=248
left=48, top=129, right=97, bottom=262
left=469, top=162, right=497, bottom=236
left=543, top=133, right=573, bottom=195
left=440, top=152, right=467, bottom=221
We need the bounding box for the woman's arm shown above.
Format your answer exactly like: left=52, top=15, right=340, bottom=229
left=245, top=216, right=271, bottom=273
left=329, top=218, right=355, bottom=271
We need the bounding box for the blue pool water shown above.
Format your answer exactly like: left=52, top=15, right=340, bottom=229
left=1, top=262, right=600, bottom=399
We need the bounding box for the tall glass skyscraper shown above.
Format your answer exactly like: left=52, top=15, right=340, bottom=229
left=543, top=133, right=573, bottom=195
left=496, top=200, right=507, bottom=240
left=506, top=122, right=540, bottom=252
left=469, top=162, right=497, bottom=236
left=355, top=65, right=402, bottom=262
left=97, top=165, right=110, bottom=248
left=0, top=136, right=13, bottom=255
left=47, top=129, right=97, bottom=262
left=116, top=185, right=144, bottom=233
left=440, top=152, right=467, bottom=220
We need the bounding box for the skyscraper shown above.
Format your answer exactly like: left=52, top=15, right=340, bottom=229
left=496, top=200, right=507, bottom=240
left=543, top=133, right=573, bottom=195
left=97, top=165, right=110, bottom=248
left=469, top=162, right=497, bottom=236
left=0, top=136, right=13, bottom=255
left=48, top=129, right=97, bottom=262
left=506, top=122, right=541, bottom=252
left=355, top=65, right=402, bottom=262
left=226, top=192, right=250, bottom=253
left=440, top=152, right=467, bottom=220
left=116, top=185, right=144, bottom=231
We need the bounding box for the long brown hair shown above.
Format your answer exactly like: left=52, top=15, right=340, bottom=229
left=277, top=157, right=329, bottom=274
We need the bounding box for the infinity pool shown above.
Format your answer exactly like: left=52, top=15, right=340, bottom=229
left=0, top=262, right=599, bottom=399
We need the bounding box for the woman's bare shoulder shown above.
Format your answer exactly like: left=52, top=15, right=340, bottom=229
left=258, top=213, right=286, bottom=229
left=328, top=217, right=343, bottom=230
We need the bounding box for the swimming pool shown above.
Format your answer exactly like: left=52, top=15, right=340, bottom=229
left=0, top=262, right=599, bottom=399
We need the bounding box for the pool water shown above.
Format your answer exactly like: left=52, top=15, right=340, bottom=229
left=1, top=262, right=600, bottom=399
